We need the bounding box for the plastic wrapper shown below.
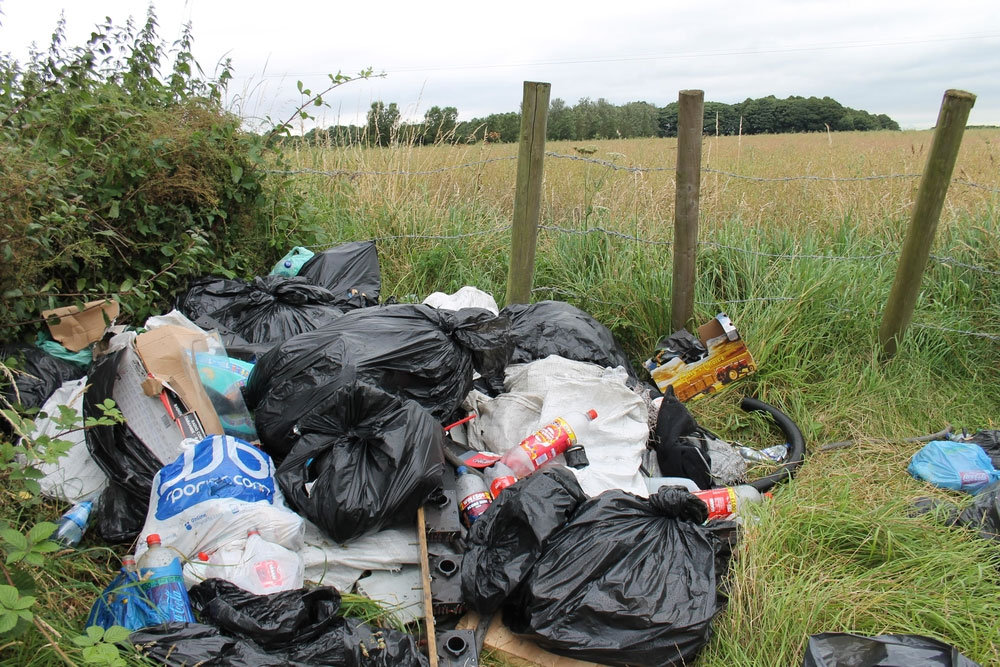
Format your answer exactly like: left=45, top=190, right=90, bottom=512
left=276, top=382, right=445, bottom=543
left=130, top=579, right=428, bottom=666
left=909, top=440, right=1000, bottom=494
left=505, top=486, right=720, bottom=667
left=87, top=567, right=161, bottom=631
left=502, top=301, right=636, bottom=378
left=297, top=240, right=381, bottom=309
left=246, top=304, right=510, bottom=456
left=802, top=632, right=980, bottom=667
left=461, top=467, right=588, bottom=613
left=176, top=275, right=345, bottom=350
left=0, top=344, right=86, bottom=413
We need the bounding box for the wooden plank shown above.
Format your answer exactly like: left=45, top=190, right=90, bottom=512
left=458, top=612, right=604, bottom=667
left=417, top=506, right=439, bottom=667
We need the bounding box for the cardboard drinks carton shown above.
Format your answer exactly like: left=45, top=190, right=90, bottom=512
left=645, top=313, right=756, bottom=402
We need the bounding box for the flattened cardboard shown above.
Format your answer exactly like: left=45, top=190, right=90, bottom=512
left=112, top=344, right=191, bottom=465
left=646, top=313, right=757, bottom=402
left=42, top=300, right=120, bottom=352
left=134, top=325, right=224, bottom=435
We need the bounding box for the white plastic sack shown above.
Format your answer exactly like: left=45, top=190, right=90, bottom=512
left=423, top=286, right=499, bottom=315
left=299, top=521, right=419, bottom=592
left=463, top=355, right=649, bottom=496
left=32, top=377, right=109, bottom=503
left=136, top=435, right=303, bottom=563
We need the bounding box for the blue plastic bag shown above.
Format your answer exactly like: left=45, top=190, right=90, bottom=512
left=86, top=568, right=161, bottom=631
left=270, top=246, right=314, bottom=277
left=908, top=440, right=1000, bottom=494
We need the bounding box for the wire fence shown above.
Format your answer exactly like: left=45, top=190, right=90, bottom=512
left=276, top=149, right=1000, bottom=344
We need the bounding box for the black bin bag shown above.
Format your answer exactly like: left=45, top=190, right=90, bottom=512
left=84, top=351, right=163, bottom=543
left=502, top=301, right=636, bottom=378
left=298, top=240, right=381, bottom=309
left=246, top=304, right=510, bottom=456
left=1, top=344, right=86, bottom=413
left=461, top=467, right=588, bottom=614
left=176, top=275, right=344, bottom=352
left=276, top=382, right=445, bottom=543
left=131, top=579, right=428, bottom=666
left=505, top=486, right=721, bottom=667
left=802, top=633, right=980, bottom=667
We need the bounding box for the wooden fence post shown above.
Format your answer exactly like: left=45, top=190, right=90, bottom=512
left=878, top=89, right=976, bottom=357
left=671, top=89, right=704, bottom=332
left=505, top=81, right=550, bottom=306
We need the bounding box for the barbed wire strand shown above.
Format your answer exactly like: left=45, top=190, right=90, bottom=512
left=538, top=224, right=674, bottom=245
left=267, top=155, right=517, bottom=177
left=267, top=150, right=1000, bottom=193
left=929, top=255, right=1000, bottom=275
left=302, top=224, right=512, bottom=248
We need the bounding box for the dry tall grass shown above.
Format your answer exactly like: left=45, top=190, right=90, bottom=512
left=283, top=129, right=1000, bottom=242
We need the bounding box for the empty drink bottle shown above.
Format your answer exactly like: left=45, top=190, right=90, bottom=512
left=137, top=534, right=195, bottom=623
left=498, top=409, right=598, bottom=477
left=456, top=466, right=493, bottom=527
left=52, top=500, right=93, bottom=547
left=692, top=485, right=771, bottom=520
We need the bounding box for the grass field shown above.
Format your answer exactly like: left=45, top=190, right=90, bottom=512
left=280, top=128, right=1000, bottom=665
left=5, top=128, right=999, bottom=665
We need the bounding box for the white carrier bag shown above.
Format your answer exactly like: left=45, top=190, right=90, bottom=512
left=136, top=435, right=304, bottom=563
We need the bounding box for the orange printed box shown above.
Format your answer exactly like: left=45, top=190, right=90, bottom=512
left=644, top=313, right=757, bottom=402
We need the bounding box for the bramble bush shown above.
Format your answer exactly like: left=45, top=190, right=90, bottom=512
left=0, top=9, right=317, bottom=340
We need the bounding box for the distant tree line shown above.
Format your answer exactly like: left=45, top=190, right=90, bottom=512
left=300, top=95, right=899, bottom=147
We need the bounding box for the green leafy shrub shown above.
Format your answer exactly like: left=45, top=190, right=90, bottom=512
left=0, top=10, right=313, bottom=338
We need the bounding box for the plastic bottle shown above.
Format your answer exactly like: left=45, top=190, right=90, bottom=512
left=692, top=485, right=771, bottom=520
left=232, top=529, right=305, bottom=595
left=136, top=534, right=195, bottom=623
left=52, top=500, right=93, bottom=547
left=485, top=462, right=518, bottom=498
left=121, top=554, right=137, bottom=574
left=498, top=409, right=598, bottom=477
left=456, top=466, right=493, bottom=527
left=644, top=476, right=700, bottom=493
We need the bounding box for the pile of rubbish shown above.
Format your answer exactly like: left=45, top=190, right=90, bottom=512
left=1, top=240, right=988, bottom=666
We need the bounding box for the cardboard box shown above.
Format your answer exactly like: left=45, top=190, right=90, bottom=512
left=134, top=326, right=224, bottom=436
left=645, top=313, right=757, bottom=402
left=112, top=343, right=200, bottom=465
left=42, top=299, right=120, bottom=352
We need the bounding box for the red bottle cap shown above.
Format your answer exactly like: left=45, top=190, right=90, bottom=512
left=146, top=534, right=161, bottom=547
left=586, top=409, right=598, bottom=420
left=197, top=552, right=210, bottom=562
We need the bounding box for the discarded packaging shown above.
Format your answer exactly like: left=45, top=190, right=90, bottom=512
left=645, top=312, right=757, bottom=401
left=42, top=299, right=119, bottom=352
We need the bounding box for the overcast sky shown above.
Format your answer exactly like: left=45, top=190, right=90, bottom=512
left=2, top=1, right=998, bottom=131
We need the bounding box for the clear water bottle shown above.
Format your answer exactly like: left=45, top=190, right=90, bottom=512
left=456, top=466, right=493, bottom=527
left=52, top=500, right=94, bottom=547
left=136, top=534, right=195, bottom=623
left=498, top=409, right=598, bottom=477
left=692, top=485, right=772, bottom=520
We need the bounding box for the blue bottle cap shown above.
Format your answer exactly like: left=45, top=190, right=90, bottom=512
left=456, top=466, right=468, bottom=475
